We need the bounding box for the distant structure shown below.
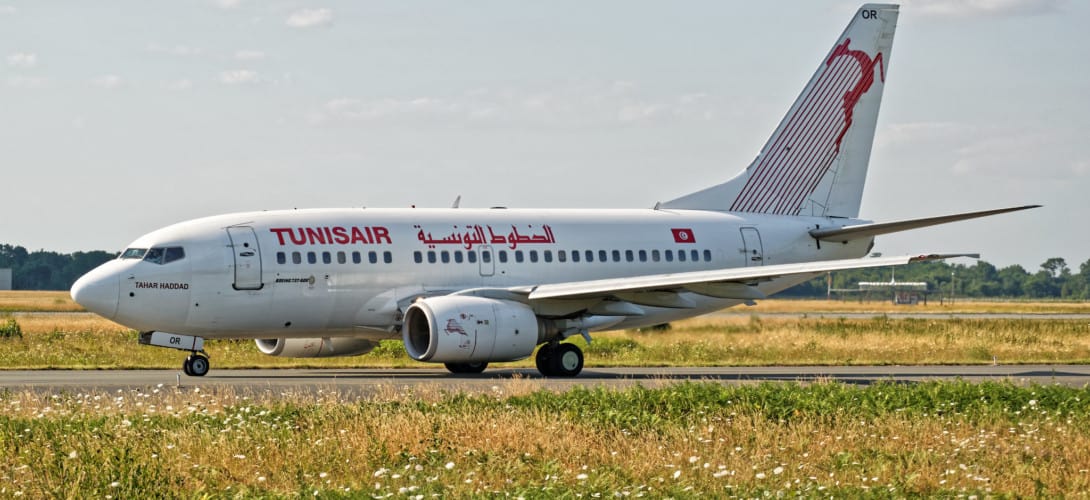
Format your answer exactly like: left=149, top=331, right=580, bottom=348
left=827, top=268, right=930, bottom=305
left=0, top=268, right=11, bottom=291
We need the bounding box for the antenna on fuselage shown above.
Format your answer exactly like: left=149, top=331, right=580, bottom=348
left=451, top=195, right=462, bottom=209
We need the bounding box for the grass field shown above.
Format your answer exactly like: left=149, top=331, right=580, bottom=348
left=3, top=312, right=1090, bottom=370
left=2, top=381, right=1089, bottom=497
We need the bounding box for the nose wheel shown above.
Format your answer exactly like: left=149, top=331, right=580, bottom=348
left=183, top=353, right=210, bottom=377
left=535, top=342, right=584, bottom=377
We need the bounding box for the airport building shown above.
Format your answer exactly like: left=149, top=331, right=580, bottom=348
left=0, top=268, right=11, bottom=290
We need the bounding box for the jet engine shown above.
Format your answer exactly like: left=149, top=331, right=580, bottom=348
left=402, top=296, right=543, bottom=363
left=255, top=337, right=377, bottom=358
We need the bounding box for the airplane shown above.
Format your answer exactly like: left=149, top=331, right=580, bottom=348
left=70, top=3, right=1037, bottom=378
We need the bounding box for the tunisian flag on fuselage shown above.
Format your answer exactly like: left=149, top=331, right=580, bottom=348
left=671, top=228, right=696, bottom=244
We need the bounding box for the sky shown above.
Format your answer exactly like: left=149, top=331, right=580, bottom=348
left=1, top=0, right=1087, bottom=271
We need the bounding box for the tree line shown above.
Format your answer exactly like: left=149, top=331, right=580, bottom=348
left=2, top=242, right=1088, bottom=299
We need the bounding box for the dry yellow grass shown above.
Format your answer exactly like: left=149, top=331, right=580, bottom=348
left=1, top=384, right=1088, bottom=496
left=0, top=291, right=83, bottom=312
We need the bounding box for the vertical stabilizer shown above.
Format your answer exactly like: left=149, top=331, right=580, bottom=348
left=662, top=4, right=898, bottom=218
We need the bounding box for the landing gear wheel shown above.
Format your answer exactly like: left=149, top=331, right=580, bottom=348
left=547, top=343, right=584, bottom=377
left=444, top=362, right=488, bottom=374
left=184, top=354, right=210, bottom=377
left=535, top=344, right=556, bottom=376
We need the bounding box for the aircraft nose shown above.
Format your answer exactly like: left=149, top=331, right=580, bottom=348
left=71, top=267, right=119, bottom=319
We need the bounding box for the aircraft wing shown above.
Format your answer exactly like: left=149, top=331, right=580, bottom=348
left=510, top=253, right=976, bottom=302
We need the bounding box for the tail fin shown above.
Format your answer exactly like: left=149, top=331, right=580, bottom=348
left=662, top=4, right=899, bottom=218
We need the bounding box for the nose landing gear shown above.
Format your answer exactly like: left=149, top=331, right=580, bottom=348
left=139, top=331, right=210, bottom=377
left=183, top=353, right=210, bottom=377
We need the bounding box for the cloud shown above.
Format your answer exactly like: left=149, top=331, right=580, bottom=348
left=285, top=8, right=332, bottom=28
left=219, top=69, right=260, bottom=85
left=903, top=0, right=1063, bottom=18
left=6, top=52, right=37, bottom=68
left=312, top=81, right=718, bottom=127
left=212, top=0, right=241, bottom=9
left=234, top=50, right=265, bottom=60
left=90, top=75, right=123, bottom=89
left=164, top=79, right=193, bottom=91
left=0, top=5, right=16, bottom=15
left=6, top=76, right=48, bottom=89
left=145, top=44, right=202, bottom=57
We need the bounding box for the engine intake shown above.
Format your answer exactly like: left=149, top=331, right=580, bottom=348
left=255, top=337, right=377, bottom=358
left=403, top=296, right=542, bottom=363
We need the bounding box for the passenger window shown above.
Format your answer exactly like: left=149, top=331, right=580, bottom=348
left=585, top=250, right=594, bottom=262
left=163, top=247, right=185, bottom=264
left=454, top=251, right=464, bottom=263
left=352, top=251, right=362, bottom=264
left=292, top=252, right=302, bottom=264
left=625, top=250, right=634, bottom=262
left=691, top=250, right=699, bottom=262
left=652, top=250, right=661, bottom=262
left=370, top=251, right=379, bottom=264
left=515, top=251, right=524, bottom=263
left=665, top=250, right=674, bottom=262
left=307, top=252, right=317, bottom=264
left=276, top=252, right=286, bottom=265
left=543, top=251, right=552, bottom=263
left=427, top=251, right=437, bottom=264
left=598, top=250, right=607, bottom=262
left=482, top=251, right=492, bottom=263
left=337, top=251, right=347, bottom=264
left=571, top=250, right=580, bottom=263
left=441, top=251, right=450, bottom=263
left=558, top=250, right=566, bottom=263
left=703, top=249, right=712, bottom=262
left=529, top=250, right=538, bottom=263
left=413, top=251, right=423, bottom=264
left=611, top=250, right=620, bottom=262
left=467, top=251, right=477, bottom=263
left=322, top=252, right=332, bottom=264
left=144, top=248, right=164, bottom=264
left=499, top=251, right=508, bottom=263
left=383, top=251, right=392, bottom=264
left=638, top=250, right=647, bottom=262
left=678, top=250, right=687, bottom=262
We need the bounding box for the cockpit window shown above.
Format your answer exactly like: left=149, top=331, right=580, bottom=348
left=144, top=248, right=165, bottom=264
left=120, top=248, right=147, bottom=259
left=163, top=247, right=185, bottom=264
left=135, top=246, right=186, bottom=265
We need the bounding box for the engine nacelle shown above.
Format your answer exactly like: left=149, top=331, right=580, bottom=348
left=403, top=296, right=542, bottom=363
left=255, top=337, right=377, bottom=358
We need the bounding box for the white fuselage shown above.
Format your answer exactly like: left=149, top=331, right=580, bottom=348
left=73, top=207, right=872, bottom=340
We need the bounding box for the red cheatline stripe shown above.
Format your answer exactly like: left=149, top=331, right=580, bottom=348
left=783, top=55, right=883, bottom=215
left=770, top=55, right=867, bottom=214
left=731, top=54, right=854, bottom=212
left=743, top=56, right=856, bottom=213
left=729, top=50, right=850, bottom=211
left=771, top=84, right=852, bottom=214
left=758, top=58, right=856, bottom=213
left=732, top=55, right=850, bottom=212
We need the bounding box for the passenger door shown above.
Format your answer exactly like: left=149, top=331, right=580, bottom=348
left=227, top=226, right=263, bottom=290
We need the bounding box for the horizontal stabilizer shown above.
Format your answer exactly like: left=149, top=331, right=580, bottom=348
left=527, top=253, right=978, bottom=301
left=809, top=205, right=1041, bottom=242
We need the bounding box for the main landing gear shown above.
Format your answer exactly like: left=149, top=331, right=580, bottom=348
left=535, top=342, right=584, bottom=377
